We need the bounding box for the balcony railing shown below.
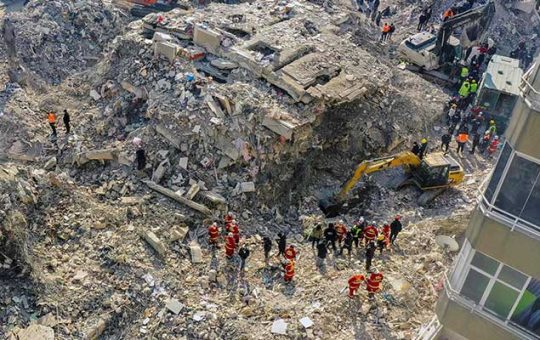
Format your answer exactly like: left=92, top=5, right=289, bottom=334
left=442, top=274, right=537, bottom=340
left=519, top=61, right=540, bottom=111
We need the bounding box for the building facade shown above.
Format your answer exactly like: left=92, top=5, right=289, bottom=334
left=420, top=59, right=540, bottom=339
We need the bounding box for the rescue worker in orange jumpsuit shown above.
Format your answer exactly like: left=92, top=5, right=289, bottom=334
left=229, top=222, right=240, bottom=244
left=363, top=223, right=378, bottom=245
left=487, top=136, right=500, bottom=157
left=208, top=222, right=220, bottom=247
left=382, top=222, right=391, bottom=240
left=283, top=259, right=295, bottom=282
left=284, top=244, right=297, bottom=261
left=47, top=112, right=57, bottom=137
left=335, top=220, right=347, bottom=246
left=225, top=232, right=236, bottom=258
left=224, top=212, right=234, bottom=227
left=366, top=272, right=384, bottom=298
left=348, top=274, right=366, bottom=298
left=442, top=8, right=454, bottom=21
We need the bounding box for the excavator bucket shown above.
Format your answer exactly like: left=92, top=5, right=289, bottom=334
left=318, top=196, right=342, bottom=217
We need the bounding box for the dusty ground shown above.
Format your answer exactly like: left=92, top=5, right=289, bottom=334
left=0, top=0, right=533, bottom=339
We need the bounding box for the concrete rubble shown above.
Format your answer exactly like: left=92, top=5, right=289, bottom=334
left=0, top=0, right=537, bottom=338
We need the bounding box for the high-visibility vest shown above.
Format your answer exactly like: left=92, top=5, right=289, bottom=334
left=443, top=9, right=454, bottom=18
left=470, top=82, right=478, bottom=93
left=459, top=82, right=470, bottom=97
left=366, top=273, right=384, bottom=292
left=348, top=275, right=365, bottom=290
left=457, top=133, right=469, bottom=143
left=364, top=226, right=378, bottom=240
left=48, top=113, right=56, bottom=123
left=382, top=25, right=390, bottom=33
left=460, top=67, right=469, bottom=78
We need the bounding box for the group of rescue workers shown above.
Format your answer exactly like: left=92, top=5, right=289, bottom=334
left=208, top=212, right=404, bottom=300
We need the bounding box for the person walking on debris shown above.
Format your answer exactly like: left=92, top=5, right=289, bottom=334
left=225, top=232, right=236, bottom=258
left=324, top=223, right=337, bottom=252
left=380, top=23, right=390, bottom=42
left=419, top=138, right=428, bottom=159
left=366, top=271, right=384, bottom=299
left=335, top=220, right=347, bottom=247
left=47, top=111, right=57, bottom=137
left=284, top=244, right=297, bottom=261
left=276, top=232, right=287, bottom=257
left=375, top=11, right=382, bottom=26
left=388, top=23, right=396, bottom=41
left=363, top=222, right=378, bottom=245
left=310, top=224, right=323, bottom=249
left=263, top=236, right=272, bottom=265
left=208, top=222, right=220, bottom=248
left=316, top=241, right=328, bottom=270
left=351, top=219, right=364, bottom=249
left=417, top=10, right=427, bottom=31
left=136, top=147, right=146, bottom=171
left=282, top=259, right=295, bottom=283
left=348, top=274, right=366, bottom=298
left=365, top=241, right=376, bottom=271
left=377, top=234, right=387, bottom=254
left=487, top=136, right=500, bottom=158
left=224, top=212, right=234, bottom=226
left=228, top=220, right=240, bottom=244
left=390, top=215, right=402, bottom=244
left=238, top=244, right=250, bottom=272
left=449, top=110, right=461, bottom=135
left=470, top=132, right=481, bottom=154
left=456, top=130, right=469, bottom=155
left=340, top=231, right=354, bottom=257
left=479, top=130, right=491, bottom=153
left=411, top=141, right=420, bottom=156
left=441, top=130, right=451, bottom=153
left=63, top=109, right=70, bottom=134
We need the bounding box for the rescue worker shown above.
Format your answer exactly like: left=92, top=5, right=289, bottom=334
left=446, top=103, right=457, bottom=125
left=366, top=271, right=384, bottom=298
left=487, top=136, right=499, bottom=157
left=283, top=259, right=295, bottom=282
left=136, top=148, right=146, bottom=171
left=376, top=234, right=387, bottom=254
left=441, top=130, right=451, bottom=153
left=335, top=220, right=347, bottom=246
left=456, top=130, right=469, bottom=155
left=238, top=244, right=250, bottom=271
left=443, top=7, right=454, bottom=21
left=263, top=236, right=272, bottom=265
left=47, top=112, right=57, bottom=137
left=449, top=110, right=461, bottom=135
left=284, top=244, right=297, bottom=261
left=225, top=232, right=236, bottom=258
left=411, top=141, right=420, bottom=156
left=459, top=79, right=470, bottom=98
left=310, top=224, right=323, bottom=248
left=316, top=241, right=327, bottom=269
left=324, top=223, right=337, bottom=252
left=471, top=114, right=483, bottom=135
left=228, top=221, right=240, bottom=244
left=351, top=220, right=364, bottom=249
left=380, top=23, right=390, bottom=41
left=340, top=231, right=354, bottom=257
left=419, top=138, right=428, bottom=159
left=390, top=215, right=402, bottom=244
left=470, top=132, right=481, bottom=154
left=63, top=109, right=71, bottom=134
left=382, top=222, right=391, bottom=241
left=365, top=241, right=376, bottom=271
left=479, top=130, right=491, bottom=153
left=388, top=23, right=396, bottom=41
left=208, top=222, right=220, bottom=247
left=348, top=274, right=366, bottom=298
left=487, top=120, right=497, bottom=137
left=363, top=223, right=378, bottom=244
left=470, top=79, right=478, bottom=96
left=224, top=212, right=234, bottom=226
left=276, top=233, right=287, bottom=257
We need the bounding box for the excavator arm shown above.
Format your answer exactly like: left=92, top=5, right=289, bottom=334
left=433, top=0, right=496, bottom=64
left=336, top=151, right=421, bottom=201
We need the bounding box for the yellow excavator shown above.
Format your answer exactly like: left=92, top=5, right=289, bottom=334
left=319, top=151, right=465, bottom=217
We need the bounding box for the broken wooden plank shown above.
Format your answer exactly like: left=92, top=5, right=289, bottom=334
left=143, top=180, right=212, bottom=216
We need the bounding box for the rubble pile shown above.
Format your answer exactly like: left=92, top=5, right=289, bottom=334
left=4, top=0, right=127, bottom=85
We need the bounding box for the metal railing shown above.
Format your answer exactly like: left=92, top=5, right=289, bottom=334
left=519, top=62, right=540, bottom=111
left=442, top=274, right=536, bottom=340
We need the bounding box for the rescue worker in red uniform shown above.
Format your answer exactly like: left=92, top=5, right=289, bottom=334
left=366, top=272, right=384, bottom=298
left=348, top=274, right=366, bottom=298
left=363, top=223, right=378, bottom=245
left=487, top=136, right=500, bottom=157
left=225, top=232, right=236, bottom=258
left=283, top=260, right=295, bottom=282
left=284, top=244, right=297, bottom=261
left=208, top=222, right=220, bottom=247
left=230, top=222, right=240, bottom=244
left=382, top=222, right=391, bottom=240
left=224, top=212, right=234, bottom=226
left=335, top=220, right=347, bottom=246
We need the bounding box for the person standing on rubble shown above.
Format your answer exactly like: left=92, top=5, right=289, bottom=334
left=365, top=241, right=376, bottom=271
left=470, top=132, right=481, bottom=155
left=363, top=222, right=378, bottom=245
left=335, top=220, right=347, bottom=247
left=285, top=244, right=297, bottom=261
left=225, top=232, right=236, bottom=258
left=324, top=223, right=338, bottom=252
left=370, top=0, right=380, bottom=21
left=276, top=233, right=287, bottom=257
left=456, top=130, right=469, bottom=155
left=390, top=215, right=402, bottom=244
left=411, top=142, right=420, bottom=156
left=47, top=112, right=57, bottom=137
left=418, top=138, right=428, bottom=159
left=316, top=241, right=328, bottom=270
left=282, top=259, right=295, bottom=283
left=340, top=231, right=354, bottom=258
left=441, top=130, right=452, bottom=153
left=375, top=11, right=383, bottom=26
left=238, top=244, right=250, bottom=272
left=63, top=110, right=71, bottom=134
left=366, top=271, right=384, bottom=299
left=310, top=224, right=323, bottom=249
left=348, top=274, right=366, bottom=298
left=388, top=23, right=396, bottom=41
left=208, top=222, right=220, bottom=248
left=351, top=219, right=364, bottom=250
left=380, top=23, right=391, bottom=42
left=136, top=147, right=146, bottom=171
left=263, top=236, right=272, bottom=265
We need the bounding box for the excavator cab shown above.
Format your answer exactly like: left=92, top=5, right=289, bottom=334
left=412, top=153, right=462, bottom=189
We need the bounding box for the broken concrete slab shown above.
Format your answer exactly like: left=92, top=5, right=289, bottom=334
left=154, top=41, right=179, bottom=63
left=75, top=149, right=117, bottom=166
left=155, top=124, right=182, bottom=149
left=210, top=58, right=238, bottom=70
left=240, top=182, right=255, bottom=193
left=120, top=196, right=144, bottom=205
left=178, top=157, right=188, bottom=170
left=141, top=230, right=167, bottom=256
left=262, top=115, right=300, bottom=140
left=165, top=298, right=184, bottom=314
left=143, top=180, right=212, bottom=216
left=90, top=89, right=101, bottom=101
left=16, top=324, right=54, bottom=340
left=120, top=80, right=148, bottom=100
left=189, top=242, right=203, bottom=264
left=186, top=183, right=200, bottom=200
left=193, top=25, right=222, bottom=54
left=198, top=191, right=227, bottom=206
left=83, top=315, right=109, bottom=340
left=170, top=225, right=189, bottom=242
left=43, top=156, right=56, bottom=170
left=271, top=319, right=288, bottom=335
left=299, top=316, right=314, bottom=328
left=152, top=158, right=169, bottom=183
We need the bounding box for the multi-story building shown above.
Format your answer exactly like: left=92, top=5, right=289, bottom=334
left=420, top=59, right=540, bottom=339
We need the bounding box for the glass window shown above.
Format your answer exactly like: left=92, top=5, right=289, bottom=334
left=494, top=155, right=540, bottom=217
left=484, top=282, right=520, bottom=318
left=485, top=143, right=512, bottom=202
left=461, top=269, right=490, bottom=303
left=511, top=277, right=540, bottom=337
left=521, top=175, right=540, bottom=227
left=471, top=252, right=499, bottom=275
left=499, top=265, right=528, bottom=290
